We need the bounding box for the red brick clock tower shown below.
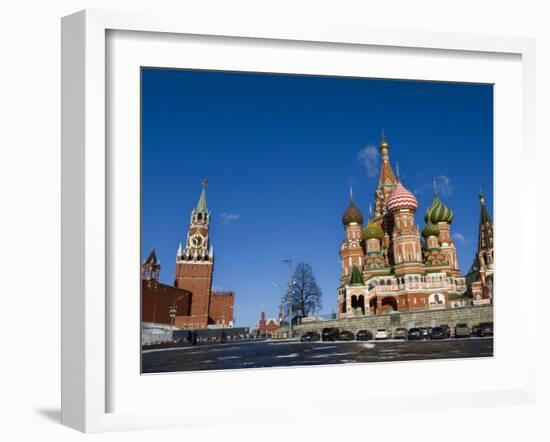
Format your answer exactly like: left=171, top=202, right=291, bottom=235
left=174, top=179, right=214, bottom=328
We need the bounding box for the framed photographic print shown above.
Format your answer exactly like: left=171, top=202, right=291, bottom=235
left=62, top=9, right=537, bottom=433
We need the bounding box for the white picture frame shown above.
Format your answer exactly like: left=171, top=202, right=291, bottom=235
left=61, top=9, right=537, bottom=433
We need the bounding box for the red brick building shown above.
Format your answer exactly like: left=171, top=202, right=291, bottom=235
left=255, top=310, right=279, bottom=336
left=141, top=250, right=191, bottom=325
left=142, top=180, right=235, bottom=330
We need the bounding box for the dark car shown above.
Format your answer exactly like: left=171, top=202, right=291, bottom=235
left=356, top=329, right=373, bottom=341
left=419, top=327, right=432, bottom=340
left=471, top=325, right=481, bottom=336
left=338, top=330, right=355, bottom=341
left=408, top=328, right=422, bottom=340
left=440, top=325, right=451, bottom=338
left=300, top=331, right=321, bottom=342
left=322, top=327, right=340, bottom=342
left=430, top=326, right=446, bottom=340
left=454, top=323, right=471, bottom=338
left=394, top=327, right=408, bottom=339
left=479, top=322, right=494, bottom=337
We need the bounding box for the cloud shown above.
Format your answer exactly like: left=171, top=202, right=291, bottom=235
left=414, top=175, right=453, bottom=196
left=436, top=175, right=453, bottom=196
left=452, top=232, right=468, bottom=244
left=358, top=145, right=379, bottom=178
left=220, top=212, right=240, bottom=224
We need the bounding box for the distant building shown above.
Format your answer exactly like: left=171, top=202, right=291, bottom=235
left=141, top=180, right=236, bottom=330
left=255, top=310, right=279, bottom=336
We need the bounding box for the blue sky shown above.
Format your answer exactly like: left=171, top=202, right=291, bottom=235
left=141, top=68, right=493, bottom=329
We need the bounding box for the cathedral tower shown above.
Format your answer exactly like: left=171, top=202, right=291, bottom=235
left=142, top=249, right=160, bottom=288
left=340, top=189, right=365, bottom=280
left=373, top=132, right=398, bottom=218
left=424, top=182, right=460, bottom=276
left=466, top=191, right=494, bottom=303
left=386, top=178, right=424, bottom=275
left=361, top=208, right=390, bottom=277
left=175, top=179, right=214, bottom=323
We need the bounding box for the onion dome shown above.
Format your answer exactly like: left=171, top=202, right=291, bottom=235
left=341, top=200, right=364, bottom=225
left=421, top=222, right=440, bottom=238
left=362, top=217, right=384, bottom=241
left=387, top=181, right=418, bottom=212
left=424, top=194, right=454, bottom=224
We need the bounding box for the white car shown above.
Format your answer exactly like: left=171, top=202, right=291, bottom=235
left=375, top=329, right=391, bottom=340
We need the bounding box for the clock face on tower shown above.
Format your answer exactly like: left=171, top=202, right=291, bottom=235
left=190, top=234, right=204, bottom=249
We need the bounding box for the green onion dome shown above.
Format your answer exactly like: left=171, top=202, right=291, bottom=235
left=424, top=195, right=454, bottom=224
left=421, top=222, right=440, bottom=238
left=361, top=218, right=384, bottom=241
left=342, top=200, right=364, bottom=225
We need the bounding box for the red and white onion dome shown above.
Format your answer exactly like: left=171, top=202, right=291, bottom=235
left=387, top=181, right=418, bottom=212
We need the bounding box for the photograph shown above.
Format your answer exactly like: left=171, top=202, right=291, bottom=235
left=140, top=68, right=494, bottom=373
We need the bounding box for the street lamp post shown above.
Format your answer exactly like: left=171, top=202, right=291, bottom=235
left=169, top=305, right=177, bottom=339
left=283, top=258, right=293, bottom=339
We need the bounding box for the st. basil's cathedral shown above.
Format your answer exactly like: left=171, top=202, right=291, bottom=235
left=338, top=134, right=494, bottom=318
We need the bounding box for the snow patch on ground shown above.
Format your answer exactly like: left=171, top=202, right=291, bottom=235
left=361, top=343, right=376, bottom=349
left=276, top=353, right=299, bottom=358
left=216, top=356, right=240, bottom=360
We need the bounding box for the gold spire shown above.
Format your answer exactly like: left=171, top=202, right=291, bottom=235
left=380, top=129, right=389, bottom=149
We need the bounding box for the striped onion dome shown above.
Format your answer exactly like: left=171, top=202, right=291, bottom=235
left=387, top=181, right=418, bottom=212
left=421, top=221, right=440, bottom=238
left=361, top=217, right=384, bottom=241
left=341, top=200, right=364, bottom=225
left=424, top=194, right=454, bottom=224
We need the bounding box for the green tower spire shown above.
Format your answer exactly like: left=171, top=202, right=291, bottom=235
left=197, top=178, right=208, bottom=211
left=349, top=265, right=365, bottom=286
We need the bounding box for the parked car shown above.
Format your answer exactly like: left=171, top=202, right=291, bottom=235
left=430, top=326, right=446, bottom=340
left=419, top=327, right=432, bottom=340
left=471, top=325, right=481, bottom=336
left=300, top=331, right=320, bottom=342
left=479, top=322, right=494, bottom=337
left=394, top=328, right=408, bottom=339
left=454, top=323, right=471, bottom=338
left=356, top=329, right=373, bottom=341
left=338, top=330, right=355, bottom=341
left=375, top=329, right=391, bottom=340
left=440, top=324, right=451, bottom=338
left=322, top=327, right=340, bottom=342
left=407, top=328, right=422, bottom=340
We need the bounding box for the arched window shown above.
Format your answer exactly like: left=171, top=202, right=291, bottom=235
left=380, top=280, right=385, bottom=286
left=197, top=213, right=203, bottom=220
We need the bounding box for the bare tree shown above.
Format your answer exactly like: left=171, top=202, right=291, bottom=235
left=281, top=263, right=322, bottom=322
